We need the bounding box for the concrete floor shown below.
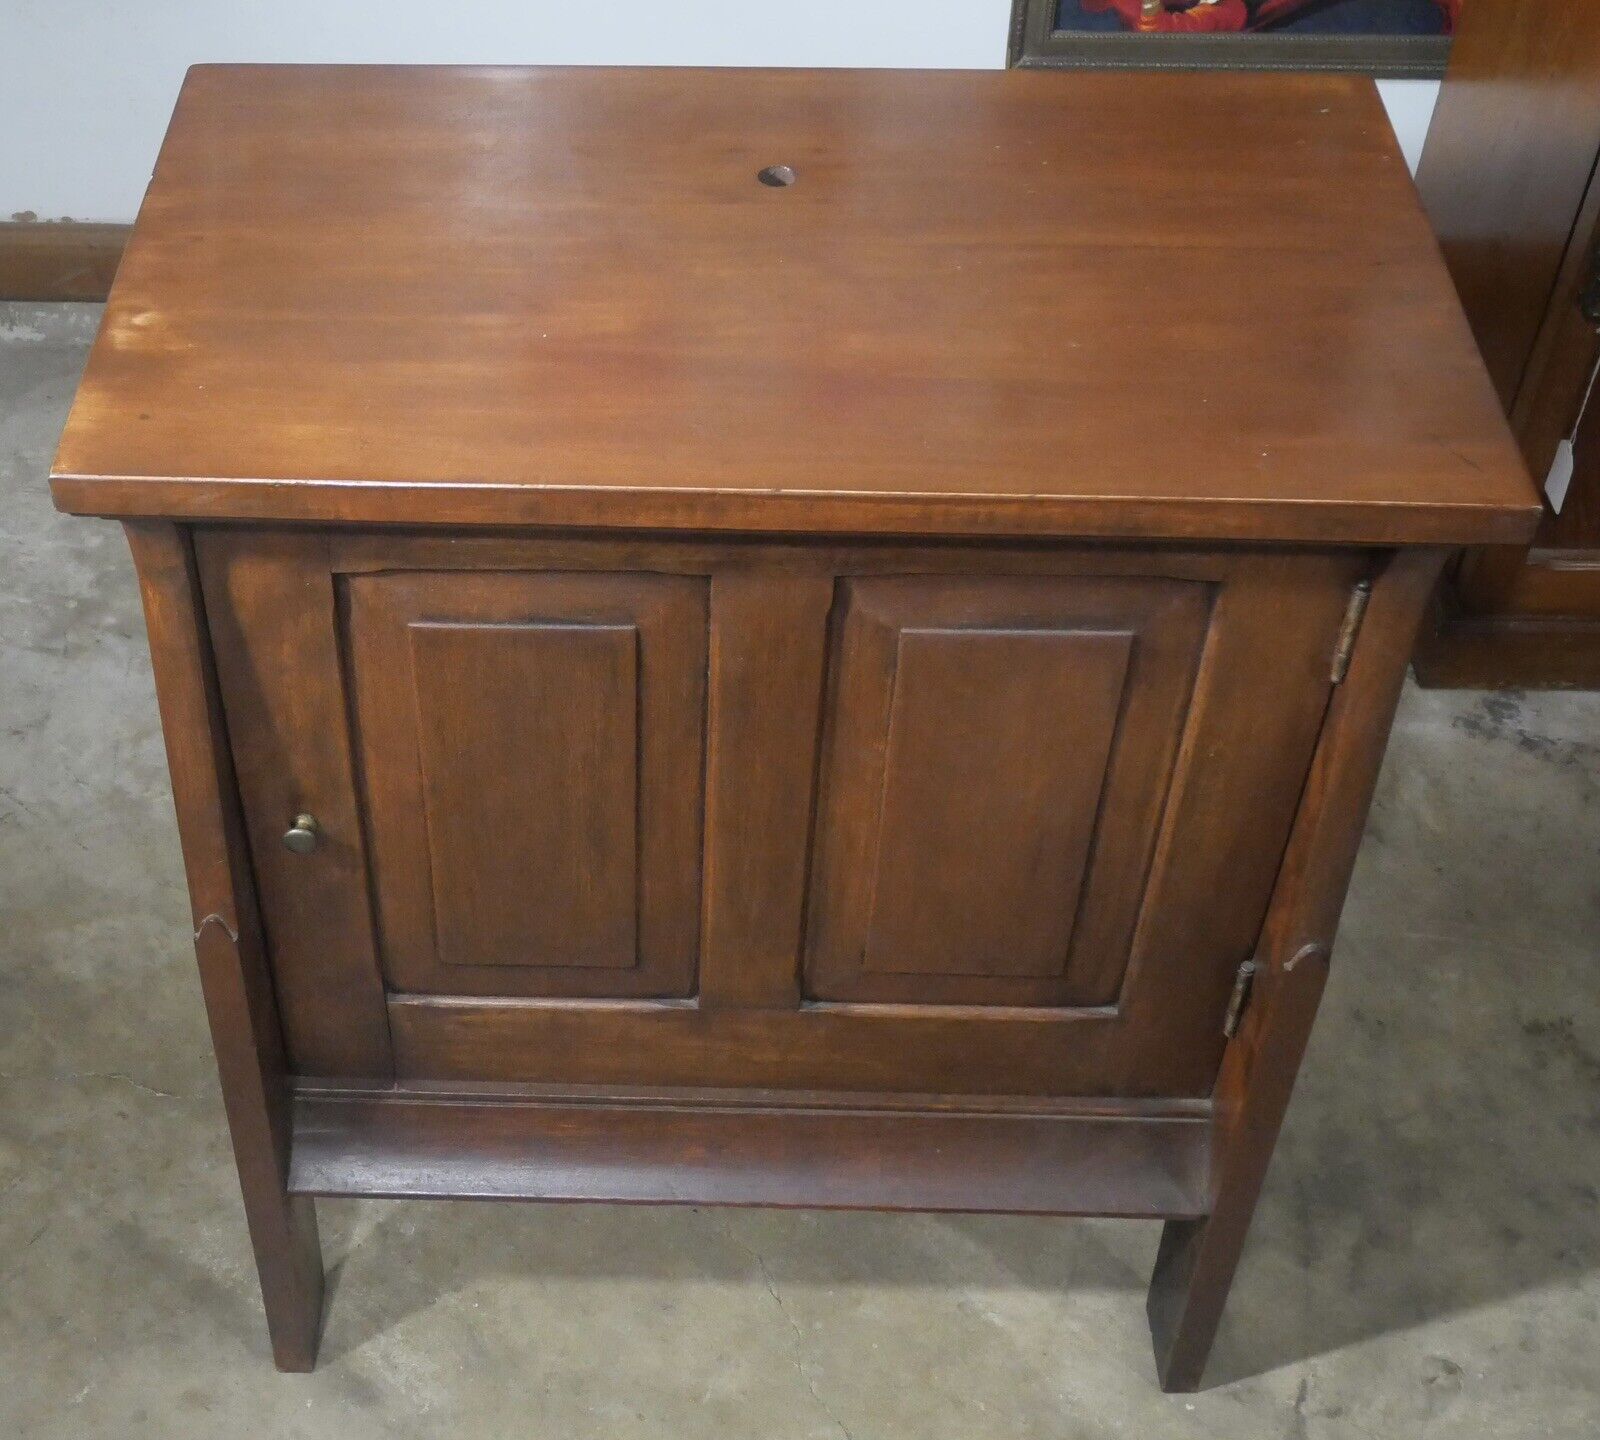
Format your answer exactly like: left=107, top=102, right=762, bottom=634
left=1, top=299, right=1597, bottom=1438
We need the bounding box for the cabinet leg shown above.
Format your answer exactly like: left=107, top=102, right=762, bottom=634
left=128, top=522, right=327, bottom=1370
left=1143, top=944, right=1327, bottom=1392
left=1146, top=1214, right=1242, bottom=1392
left=251, top=1193, right=324, bottom=1372
left=194, top=915, right=327, bottom=1370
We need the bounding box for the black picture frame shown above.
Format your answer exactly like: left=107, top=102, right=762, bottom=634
left=1009, top=0, right=1452, bottom=78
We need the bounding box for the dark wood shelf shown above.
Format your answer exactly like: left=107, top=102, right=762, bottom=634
left=290, top=1084, right=1213, bottom=1218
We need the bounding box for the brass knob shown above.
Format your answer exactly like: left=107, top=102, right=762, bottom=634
left=282, top=813, right=321, bottom=855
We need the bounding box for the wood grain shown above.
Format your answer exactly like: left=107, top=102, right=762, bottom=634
left=698, top=573, right=833, bottom=1010
left=1147, top=548, right=1446, bottom=1392
left=194, top=531, right=392, bottom=1076
left=804, top=574, right=1211, bottom=1008
left=411, top=620, right=640, bottom=970
left=0, top=220, right=128, bottom=301
left=54, top=65, right=1530, bottom=1386
left=1417, top=0, right=1600, bottom=410
left=50, top=65, right=1536, bottom=546
left=289, top=1085, right=1212, bottom=1218
left=124, top=522, right=325, bottom=1370
left=1413, top=0, right=1600, bottom=686
left=345, top=568, right=707, bottom=999
left=863, top=627, right=1131, bottom=980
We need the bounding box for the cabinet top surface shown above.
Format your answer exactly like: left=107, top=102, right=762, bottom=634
left=52, top=64, right=1537, bottom=544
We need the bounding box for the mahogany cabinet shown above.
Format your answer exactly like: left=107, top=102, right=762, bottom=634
left=199, top=532, right=1357, bottom=1096
left=50, top=65, right=1536, bottom=1391
left=1413, top=0, right=1600, bottom=687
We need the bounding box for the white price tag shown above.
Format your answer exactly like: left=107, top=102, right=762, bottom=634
left=1546, top=439, right=1576, bottom=516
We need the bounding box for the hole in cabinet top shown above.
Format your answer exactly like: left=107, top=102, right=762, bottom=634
left=757, top=164, right=797, bottom=188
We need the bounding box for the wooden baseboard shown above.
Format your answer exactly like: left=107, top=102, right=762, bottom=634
left=0, top=220, right=129, bottom=301
left=1413, top=607, right=1600, bottom=689
left=289, top=1082, right=1213, bottom=1217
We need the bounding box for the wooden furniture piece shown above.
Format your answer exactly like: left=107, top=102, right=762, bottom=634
left=1413, top=0, right=1600, bottom=688
left=0, top=220, right=129, bottom=302
left=50, top=65, right=1536, bottom=1391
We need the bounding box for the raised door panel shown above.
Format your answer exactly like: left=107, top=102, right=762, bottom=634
left=806, top=576, right=1210, bottom=1008
left=866, top=628, right=1131, bottom=980
left=409, top=620, right=639, bottom=971
left=345, top=570, right=707, bottom=999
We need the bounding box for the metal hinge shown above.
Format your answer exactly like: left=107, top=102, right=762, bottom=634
left=1329, top=579, right=1373, bottom=684
left=1222, top=959, right=1258, bottom=1040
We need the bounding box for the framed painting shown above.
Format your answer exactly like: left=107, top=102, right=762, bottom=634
left=1009, top=0, right=1457, bottom=77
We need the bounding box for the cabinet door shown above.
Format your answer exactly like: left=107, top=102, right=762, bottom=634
left=201, top=530, right=1362, bottom=1096
left=804, top=575, right=1207, bottom=1009
left=387, top=550, right=1365, bottom=1099
left=344, top=570, right=707, bottom=999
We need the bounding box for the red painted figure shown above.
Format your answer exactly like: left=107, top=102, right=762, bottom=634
left=1084, top=0, right=1458, bottom=33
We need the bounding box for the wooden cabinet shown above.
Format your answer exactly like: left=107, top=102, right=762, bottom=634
left=1413, top=0, right=1600, bottom=687
left=51, top=66, right=1535, bottom=1391
left=194, top=537, right=1364, bottom=1100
